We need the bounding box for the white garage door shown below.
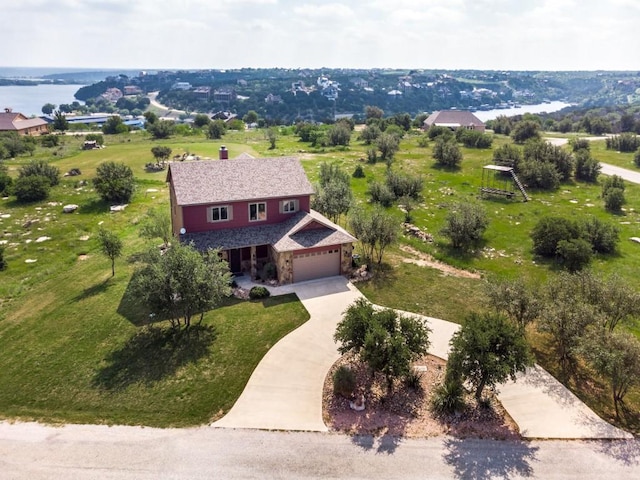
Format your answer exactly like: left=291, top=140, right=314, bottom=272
left=293, top=248, right=341, bottom=283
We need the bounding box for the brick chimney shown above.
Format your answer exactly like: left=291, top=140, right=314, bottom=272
left=219, top=145, right=228, bottom=160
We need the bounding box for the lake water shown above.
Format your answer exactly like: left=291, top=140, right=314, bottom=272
left=0, top=84, right=85, bottom=117
left=473, top=101, right=571, bottom=122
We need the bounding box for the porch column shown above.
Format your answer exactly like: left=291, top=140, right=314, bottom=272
left=250, top=245, right=257, bottom=279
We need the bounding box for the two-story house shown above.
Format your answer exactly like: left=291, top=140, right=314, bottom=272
left=166, top=151, right=356, bottom=284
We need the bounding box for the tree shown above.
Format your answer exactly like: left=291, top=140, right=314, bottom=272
left=349, top=207, right=400, bottom=264
left=93, top=161, right=135, bottom=203
left=139, top=207, right=172, bottom=248
left=18, top=159, right=60, bottom=186
left=492, top=143, right=522, bottom=170
left=150, top=146, right=172, bottom=167
left=102, top=116, right=129, bottom=135
left=574, top=149, right=600, bottom=183
left=267, top=128, right=277, bottom=149
left=537, top=272, right=598, bottom=379
left=143, top=111, right=158, bottom=125
left=511, top=120, right=541, bottom=144
left=556, top=237, right=593, bottom=272
left=603, top=187, right=625, bottom=212
left=580, top=330, right=640, bottom=419
left=243, top=110, right=258, bottom=124
left=52, top=110, right=69, bottom=132
left=432, top=138, right=462, bottom=168
left=328, top=123, right=351, bottom=146
left=98, top=228, right=123, bottom=277
left=207, top=120, right=226, bottom=139
left=448, top=312, right=532, bottom=400
left=131, top=243, right=232, bottom=329
left=13, top=175, right=50, bottom=202
left=376, top=132, right=400, bottom=164
left=311, top=163, right=353, bottom=222
left=440, top=201, right=488, bottom=250
left=193, top=114, right=211, bottom=128
left=0, top=162, right=12, bottom=196
left=147, top=120, right=175, bottom=139
left=334, top=298, right=430, bottom=393
left=530, top=216, right=582, bottom=257
left=0, top=245, right=6, bottom=271
left=485, top=277, right=541, bottom=331
left=365, top=105, right=384, bottom=120
left=358, top=125, right=381, bottom=145
left=41, top=103, right=56, bottom=115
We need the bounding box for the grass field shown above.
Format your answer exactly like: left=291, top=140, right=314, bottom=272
left=1, top=126, right=639, bottom=431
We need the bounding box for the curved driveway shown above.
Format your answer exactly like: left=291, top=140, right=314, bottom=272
left=215, top=277, right=631, bottom=439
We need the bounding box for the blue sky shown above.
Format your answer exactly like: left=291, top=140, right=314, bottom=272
left=3, top=0, right=639, bottom=70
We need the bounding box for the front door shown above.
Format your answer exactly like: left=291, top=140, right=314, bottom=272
left=229, top=249, right=242, bottom=274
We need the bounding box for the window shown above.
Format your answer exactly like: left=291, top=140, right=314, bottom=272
left=281, top=199, right=298, bottom=213
left=208, top=205, right=231, bottom=222
left=249, top=202, right=267, bottom=221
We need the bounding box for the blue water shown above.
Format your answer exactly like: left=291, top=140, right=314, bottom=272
left=0, top=84, right=85, bottom=117
left=473, top=101, right=571, bottom=122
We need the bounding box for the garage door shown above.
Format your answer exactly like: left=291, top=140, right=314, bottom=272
left=293, top=248, right=341, bottom=283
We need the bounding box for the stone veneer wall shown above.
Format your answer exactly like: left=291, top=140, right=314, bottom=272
left=275, top=249, right=293, bottom=284
left=341, top=243, right=353, bottom=275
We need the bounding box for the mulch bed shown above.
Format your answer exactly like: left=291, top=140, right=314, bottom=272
left=323, top=353, right=520, bottom=440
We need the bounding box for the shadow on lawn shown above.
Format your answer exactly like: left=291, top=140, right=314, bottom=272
left=74, top=278, right=114, bottom=302
left=93, top=324, right=216, bottom=391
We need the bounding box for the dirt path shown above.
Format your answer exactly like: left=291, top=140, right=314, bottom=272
left=399, top=245, right=481, bottom=279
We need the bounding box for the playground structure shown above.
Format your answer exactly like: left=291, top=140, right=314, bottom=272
left=480, top=165, right=529, bottom=201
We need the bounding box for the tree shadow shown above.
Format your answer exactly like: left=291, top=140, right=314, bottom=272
left=74, top=278, right=113, bottom=302
left=351, top=434, right=404, bottom=455
left=78, top=197, right=111, bottom=215
left=443, top=437, right=539, bottom=479
left=93, top=324, right=216, bottom=391
left=116, top=269, right=159, bottom=326
left=368, top=263, right=398, bottom=289
left=597, top=439, right=640, bottom=466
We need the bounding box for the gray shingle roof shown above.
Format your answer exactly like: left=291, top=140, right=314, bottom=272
left=181, top=209, right=356, bottom=252
left=424, top=110, right=484, bottom=128
left=168, top=157, right=315, bottom=206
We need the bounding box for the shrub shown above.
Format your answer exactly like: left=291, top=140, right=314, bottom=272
left=404, top=370, right=423, bottom=392
left=602, top=175, right=625, bottom=195
left=582, top=217, right=619, bottom=254
left=523, top=140, right=573, bottom=182
left=333, top=365, right=357, bottom=398
left=457, top=129, right=493, bottom=148
left=606, top=133, right=640, bottom=152
left=358, top=124, right=381, bottom=145
left=440, top=201, right=488, bottom=250
left=385, top=170, right=423, bottom=200
left=430, top=379, right=465, bottom=416
left=41, top=134, right=59, bottom=148
left=604, top=187, right=625, bottom=212
left=207, top=120, right=226, bottom=139
left=13, top=175, right=50, bottom=202
left=531, top=216, right=582, bottom=257
left=366, top=148, right=378, bottom=164
left=556, top=238, right=593, bottom=272
left=518, top=160, right=561, bottom=190
left=511, top=120, right=541, bottom=144
left=93, top=161, right=135, bottom=203
left=328, top=123, right=351, bottom=146
left=0, top=163, right=12, bottom=196
left=417, top=134, right=429, bottom=147
left=635, top=148, right=640, bottom=168
left=570, top=137, right=590, bottom=152
left=352, top=164, right=365, bottom=178
left=492, top=143, right=522, bottom=170
left=249, top=285, right=271, bottom=299
left=427, top=125, right=454, bottom=141
left=18, top=159, right=60, bottom=186
left=433, top=138, right=463, bottom=168
left=368, top=180, right=395, bottom=207
left=261, top=262, right=277, bottom=281
left=574, top=149, right=601, bottom=183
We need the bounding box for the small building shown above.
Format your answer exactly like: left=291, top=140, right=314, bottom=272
left=166, top=152, right=356, bottom=284
left=423, top=110, right=485, bottom=132
left=123, top=85, right=143, bottom=95
left=0, top=108, right=49, bottom=135
left=193, top=86, right=211, bottom=101
left=172, top=82, right=192, bottom=91
left=213, top=88, right=237, bottom=103
left=264, top=93, right=282, bottom=104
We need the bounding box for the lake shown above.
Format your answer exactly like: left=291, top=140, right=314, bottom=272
left=0, top=84, right=85, bottom=117
left=473, top=101, right=571, bottom=122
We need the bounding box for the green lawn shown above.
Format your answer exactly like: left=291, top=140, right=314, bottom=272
left=2, top=126, right=640, bottom=430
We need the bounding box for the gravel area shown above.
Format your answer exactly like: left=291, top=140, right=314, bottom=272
left=323, top=354, right=520, bottom=440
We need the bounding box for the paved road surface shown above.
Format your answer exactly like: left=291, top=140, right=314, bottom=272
left=1, top=424, right=638, bottom=479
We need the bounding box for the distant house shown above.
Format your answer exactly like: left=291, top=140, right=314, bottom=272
left=0, top=108, right=48, bottom=135
left=193, top=86, right=211, bottom=101
left=172, top=82, right=192, bottom=91
left=423, top=110, right=485, bottom=132
left=123, top=85, right=143, bottom=95
left=100, top=88, right=124, bottom=103
left=210, top=111, right=238, bottom=123
left=264, top=93, right=282, bottom=104
left=166, top=150, right=356, bottom=284
left=213, top=88, right=237, bottom=103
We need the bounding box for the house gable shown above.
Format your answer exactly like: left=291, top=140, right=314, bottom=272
left=423, top=110, right=485, bottom=132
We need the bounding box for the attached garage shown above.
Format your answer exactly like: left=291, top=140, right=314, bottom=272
left=293, top=247, right=341, bottom=283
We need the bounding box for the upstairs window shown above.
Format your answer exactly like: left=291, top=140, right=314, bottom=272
left=281, top=199, right=298, bottom=213
left=208, top=205, right=231, bottom=222
left=249, top=202, right=267, bottom=221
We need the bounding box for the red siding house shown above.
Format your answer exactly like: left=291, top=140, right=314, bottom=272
left=166, top=152, right=356, bottom=284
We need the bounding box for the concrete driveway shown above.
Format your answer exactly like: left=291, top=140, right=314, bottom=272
left=215, top=277, right=632, bottom=439
left=212, top=276, right=364, bottom=431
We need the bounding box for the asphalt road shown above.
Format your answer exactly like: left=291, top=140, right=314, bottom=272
left=1, top=424, right=639, bottom=479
